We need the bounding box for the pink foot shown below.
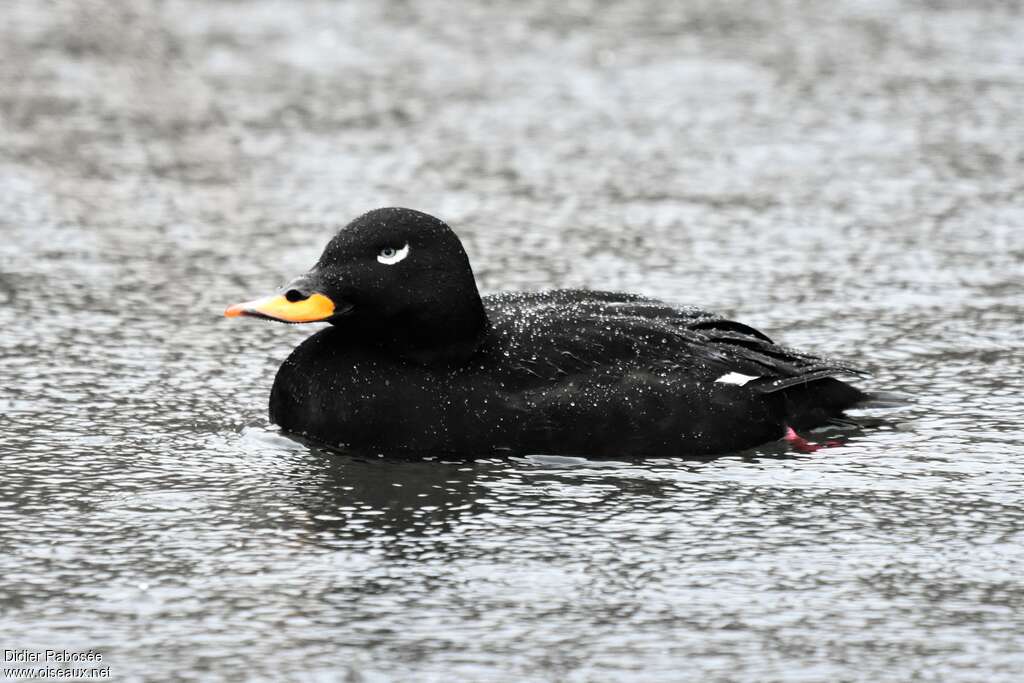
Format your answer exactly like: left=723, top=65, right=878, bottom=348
left=783, top=426, right=843, bottom=454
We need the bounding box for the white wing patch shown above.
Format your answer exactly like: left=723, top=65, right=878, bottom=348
left=715, top=371, right=760, bottom=386
left=377, top=243, right=410, bottom=265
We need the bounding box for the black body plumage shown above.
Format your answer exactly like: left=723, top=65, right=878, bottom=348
left=254, top=208, right=869, bottom=457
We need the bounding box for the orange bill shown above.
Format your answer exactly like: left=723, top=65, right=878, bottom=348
left=224, top=292, right=336, bottom=323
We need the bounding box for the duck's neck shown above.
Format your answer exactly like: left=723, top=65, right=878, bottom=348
left=355, top=292, right=489, bottom=366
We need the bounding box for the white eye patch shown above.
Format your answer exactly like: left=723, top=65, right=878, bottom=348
left=377, top=243, right=409, bottom=265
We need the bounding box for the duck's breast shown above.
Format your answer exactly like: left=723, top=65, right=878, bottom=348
left=270, top=327, right=450, bottom=450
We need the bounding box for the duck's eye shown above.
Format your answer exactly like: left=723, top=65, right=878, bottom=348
left=377, top=243, right=409, bottom=265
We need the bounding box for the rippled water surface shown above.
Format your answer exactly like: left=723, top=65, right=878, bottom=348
left=3, top=1, right=1023, bottom=680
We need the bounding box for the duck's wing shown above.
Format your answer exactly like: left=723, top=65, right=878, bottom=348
left=482, top=290, right=866, bottom=392
left=676, top=316, right=867, bottom=393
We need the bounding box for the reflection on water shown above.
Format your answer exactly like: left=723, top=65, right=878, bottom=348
left=3, top=0, right=1024, bottom=680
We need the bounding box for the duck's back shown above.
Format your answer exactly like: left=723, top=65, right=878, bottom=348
left=477, top=290, right=860, bottom=386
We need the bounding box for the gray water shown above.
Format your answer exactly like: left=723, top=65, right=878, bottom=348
left=2, top=1, right=1023, bottom=681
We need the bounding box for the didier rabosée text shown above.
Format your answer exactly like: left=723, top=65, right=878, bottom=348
left=4, top=650, right=103, bottom=663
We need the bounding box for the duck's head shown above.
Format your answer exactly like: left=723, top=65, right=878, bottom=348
left=226, top=208, right=486, bottom=354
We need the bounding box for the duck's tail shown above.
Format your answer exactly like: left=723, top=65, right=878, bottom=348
left=853, top=390, right=914, bottom=410
left=776, top=378, right=911, bottom=431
